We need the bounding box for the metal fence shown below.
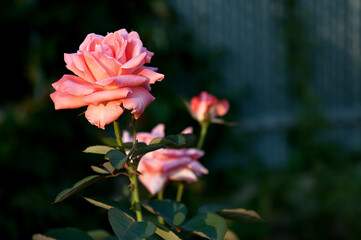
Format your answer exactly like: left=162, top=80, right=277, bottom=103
left=168, top=0, right=361, bottom=167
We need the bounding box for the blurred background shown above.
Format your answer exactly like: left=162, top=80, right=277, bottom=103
left=1, top=0, right=361, bottom=239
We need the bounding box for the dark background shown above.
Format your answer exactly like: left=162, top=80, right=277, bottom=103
left=1, top=0, right=361, bottom=239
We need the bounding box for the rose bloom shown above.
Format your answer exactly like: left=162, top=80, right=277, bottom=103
left=123, top=124, right=208, bottom=194
left=50, top=29, right=164, bottom=129
left=190, top=91, right=229, bottom=123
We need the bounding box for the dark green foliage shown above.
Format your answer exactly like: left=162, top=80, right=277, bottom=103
left=144, top=199, right=188, bottom=226
left=2, top=0, right=361, bottom=239
left=182, top=212, right=227, bottom=240
left=54, top=175, right=105, bottom=203
left=45, top=228, right=93, bottom=240
left=0, top=0, right=216, bottom=239
left=108, top=208, right=156, bottom=240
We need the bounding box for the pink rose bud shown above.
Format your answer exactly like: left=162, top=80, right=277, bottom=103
left=190, top=91, right=229, bottom=123
left=50, top=29, right=164, bottom=129
left=123, top=124, right=208, bottom=195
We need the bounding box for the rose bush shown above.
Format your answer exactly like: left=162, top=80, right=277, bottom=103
left=123, top=124, right=208, bottom=194
left=50, top=29, right=164, bottom=129
left=190, top=91, right=229, bottom=123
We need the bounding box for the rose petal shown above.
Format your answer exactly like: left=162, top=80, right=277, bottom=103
left=95, top=75, right=148, bottom=88
left=83, top=52, right=110, bottom=81
left=151, top=124, right=165, bottom=138
left=138, top=156, right=164, bottom=173
left=127, top=31, right=140, bottom=41
left=143, top=84, right=151, bottom=91
left=143, top=48, right=154, bottom=63
left=161, top=157, right=192, bottom=172
left=101, top=44, right=114, bottom=58
left=121, top=52, right=146, bottom=74
left=168, top=168, right=198, bottom=182
left=191, top=91, right=219, bottom=121
left=93, top=77, right=116, bottom=87
left=134, top=67, right=164, bottom=84
left=190, top=96, right=206, bottom=121
left=64, top=53, right=97, bottom=83
left=214, top=99, right=230, bottom=117
left=79, top=33, right=104, bottom=52
left=126, top=38, right=143, bottom=60
left=83, top=87, right=132, bottom=106
left=64, top=53, right=83, bottom=78
left=181, top=126, right=193, bottom=134
left=184, top=148, right=205, bottom=159
left=52, top=74, right=98, bottom=96
left=157, top=149, right=187, bottom=158
left=188, top=161, right=208, bottom=175
left=90, top=52, right=121, bottom=77
left=122, top=86, right=155, bottom=119
left=103, top=32, right=127, bottom=63
left=50, top=91, right=88, bottom=110
left=138, top=172, right=167, bottom=195
left=114, top=75, right=148, bottom=87
left=115, top=28, right=129, bottom=38
left=85, top=101, right=124, bottom=129
left=133, top=132, right=155, bottom=145
left=122, top=130, right=133, bottom=143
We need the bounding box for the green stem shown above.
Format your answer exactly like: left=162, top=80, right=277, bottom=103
left=157, top=189, right=165, bottom=224
left=197, top=122, right=209, bottom=150
left=176, top=122, right=209, bottom=202
left=113, top=118, right=143, bottom=222
left=113, top=121, right=124, bottom=153
left=129, top=166, right=143, bottom=222
left=131, top=115, right=137, bottom=145
left=176, top=182, right=184, bottom=202
left=157, top=188, right=164, bottom=200
left=129, top=115, right=143, bottom=222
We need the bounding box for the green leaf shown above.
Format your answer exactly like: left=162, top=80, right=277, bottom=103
left=149, top=134, right=196, bottom=149
left=103, top=162, right=115, bottom=173
left=108, top=208, right=156, bottom=240
left=182, top=212, right=227, bottom=240
left=45, top=228, right=93, bottom=240
left=217, top=208, right=263, bottom=223
left=198, top=205, right=263, bottom=223
left=223, top=230, right=240, bottom=240
left=91, top=165, right=110, bottom=174
left=105, top=149, right=127, bottom=169
left=84, top=197, right=114, bottom=210
left=155, top=227, right=182, bottom=240
left=101, top=138, right=118, bottom=147
left=122, top=142, right=147, bottom=150
left=54, top=175, right=104, bottom=203
left=131, top=134, right=197, bottom=157
left=84, top=197, right=135, bottom=218
left=133, top=143, right=165, bottom=157
left=84, top=145, right=114, bottom=155
left=144, top=199, right=187, bottom=226
left=32, top=234, right=55, bottom=240
left=87, top=229, right=112, bottom=240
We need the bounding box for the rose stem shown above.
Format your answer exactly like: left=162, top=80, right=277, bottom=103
left=129, top=115, right=143, bottom=222
left=129, top=165, right=143, bottom=222
left=113, top=118, right=143, bottom=222
left=157, top=189, right=165, bottom=224
left=132, top=115, right=137, bottom=145
left=113, top=120, right=124, bottom=153
left=197, top=122, right=210, bottom=150
left=176, top=182, right=184, bottom=202
left=176, top=121, right=209, bottom=202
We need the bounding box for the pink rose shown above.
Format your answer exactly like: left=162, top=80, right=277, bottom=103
left=123, top=124, right=208, bottom=194
left=50, top=29, right=164, bottom=129
left=190, top=91, right=229, bottom=123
